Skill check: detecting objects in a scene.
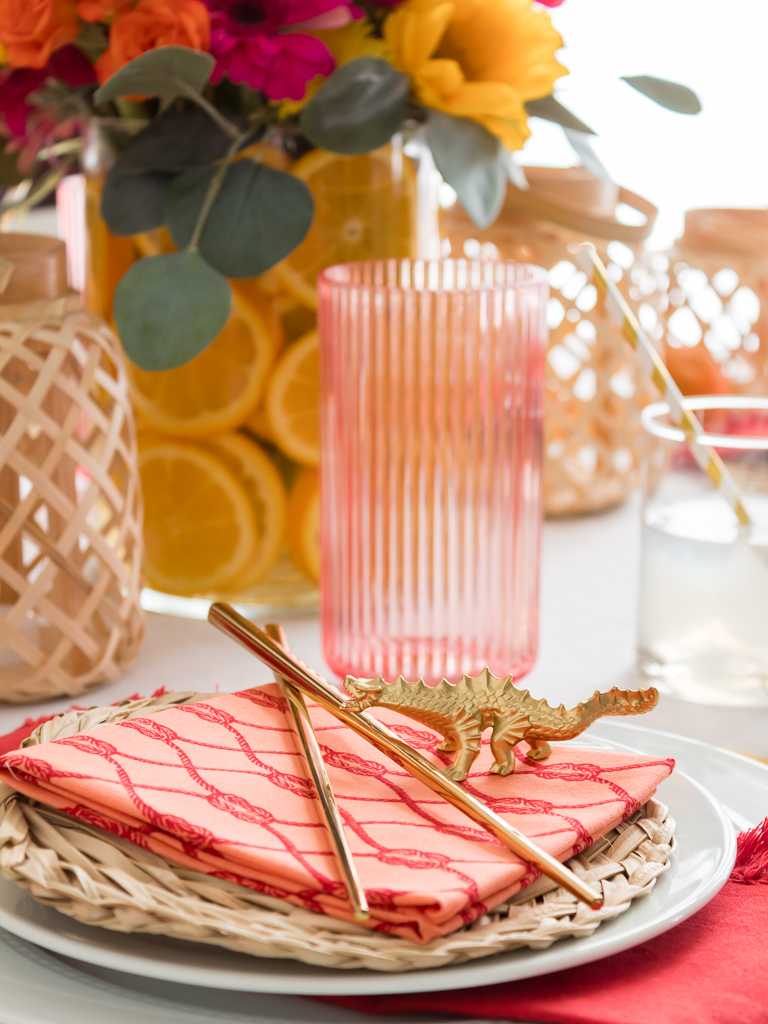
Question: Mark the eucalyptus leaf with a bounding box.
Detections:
[101,165,175,235]
[426,112,506,229]
[562,129,611,181]
[94,46,215,104]
[621,76,702,115]
[114,251,231,370]
[115,107,237,171]
[300,57,409,154]
[525,95,596,135]
[166,161,314,278]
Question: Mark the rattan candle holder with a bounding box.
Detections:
[440,168,667,516]
[0,234,144,703]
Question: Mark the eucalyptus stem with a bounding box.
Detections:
[188,133,245,251]
[0,156,76,220]
[179,82,241,140]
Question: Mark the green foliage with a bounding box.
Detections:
[300,57,409,154]
[525,95,596,135]
[94,46,215,104]
[621,76,702,115]
[115,107,236,171]
[166,160,314,279]
[114,252,231,371]
[101,166,175,235]
[426,112,506,229]
[0,141,25,189]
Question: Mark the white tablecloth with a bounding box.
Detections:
[3,493,768,757]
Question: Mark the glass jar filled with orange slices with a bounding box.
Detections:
[82,140,419,612]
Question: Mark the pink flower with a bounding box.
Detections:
[203,0,361,101]
[0,44,95,137]
[536,0,567,5]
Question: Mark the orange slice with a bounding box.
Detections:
[286,468,320,583]
[127,287,280,438]
[139,439,257,595]
[265,330,319,466]
[204,432,286,588]
[275,145,418,309]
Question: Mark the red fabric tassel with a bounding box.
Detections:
[732,817,768,883]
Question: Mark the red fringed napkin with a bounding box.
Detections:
[322,822,768,1024]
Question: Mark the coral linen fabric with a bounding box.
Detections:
[0,686,673,943]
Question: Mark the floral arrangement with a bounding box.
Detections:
[0,0,700,371]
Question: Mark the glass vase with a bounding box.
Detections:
[319,259,547,685]
[73,140,422,616]
[638,395,768,706]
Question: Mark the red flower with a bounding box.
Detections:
[203,0,360,101]
[0,45,95,137]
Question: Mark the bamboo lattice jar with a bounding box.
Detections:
[440,168,665,515]
[0,234,144,703]
[662,210,768,396]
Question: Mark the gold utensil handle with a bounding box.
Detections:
[264,623,370,923]
[209,603,604,910]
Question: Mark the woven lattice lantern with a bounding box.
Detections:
[0,235,144,703]
[662,210,768,396]
[440,168,666,515]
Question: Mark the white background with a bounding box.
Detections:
[524,0,768,250]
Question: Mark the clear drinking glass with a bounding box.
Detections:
[638,396,768,706]
[318,259,548,685]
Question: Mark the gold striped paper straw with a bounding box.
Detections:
[577,243,751,527]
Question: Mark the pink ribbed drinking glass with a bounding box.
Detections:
[318,259,547,685]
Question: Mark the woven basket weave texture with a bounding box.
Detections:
[0,308,144,703]
[0,693,675,971]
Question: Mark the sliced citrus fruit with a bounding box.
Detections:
[203,432,286,588]
[132,226,176,259]
[242,404,274,444]
[266,330,320,466]
[286,468,320,583]
[276,294,317,344]
[275,145,418,309]
[127,288,280,438]
[139,439,257,595]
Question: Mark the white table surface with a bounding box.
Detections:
[2,491,767,756]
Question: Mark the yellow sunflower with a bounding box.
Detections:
[384,0,567,150]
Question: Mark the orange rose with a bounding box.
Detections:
[95,0,210,84]
[0,0,79,68]
[77,0,130,21]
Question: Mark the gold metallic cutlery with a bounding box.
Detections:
[209,602,604,910]
[264,622,370,923]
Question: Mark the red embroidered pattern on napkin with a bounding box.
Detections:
[0,686,673,942]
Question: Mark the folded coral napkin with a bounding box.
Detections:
[0,686,673,943]
[323,823,768,1024]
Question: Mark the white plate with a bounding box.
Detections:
[0,929,487,1024]
[0,727,736,997]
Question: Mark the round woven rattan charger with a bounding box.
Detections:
[0,692,675,972]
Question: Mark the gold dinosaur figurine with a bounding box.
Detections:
[342,670,659,782]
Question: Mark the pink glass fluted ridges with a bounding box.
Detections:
[318,259,548,686]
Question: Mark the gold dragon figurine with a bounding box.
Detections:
[342,670,659,782]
